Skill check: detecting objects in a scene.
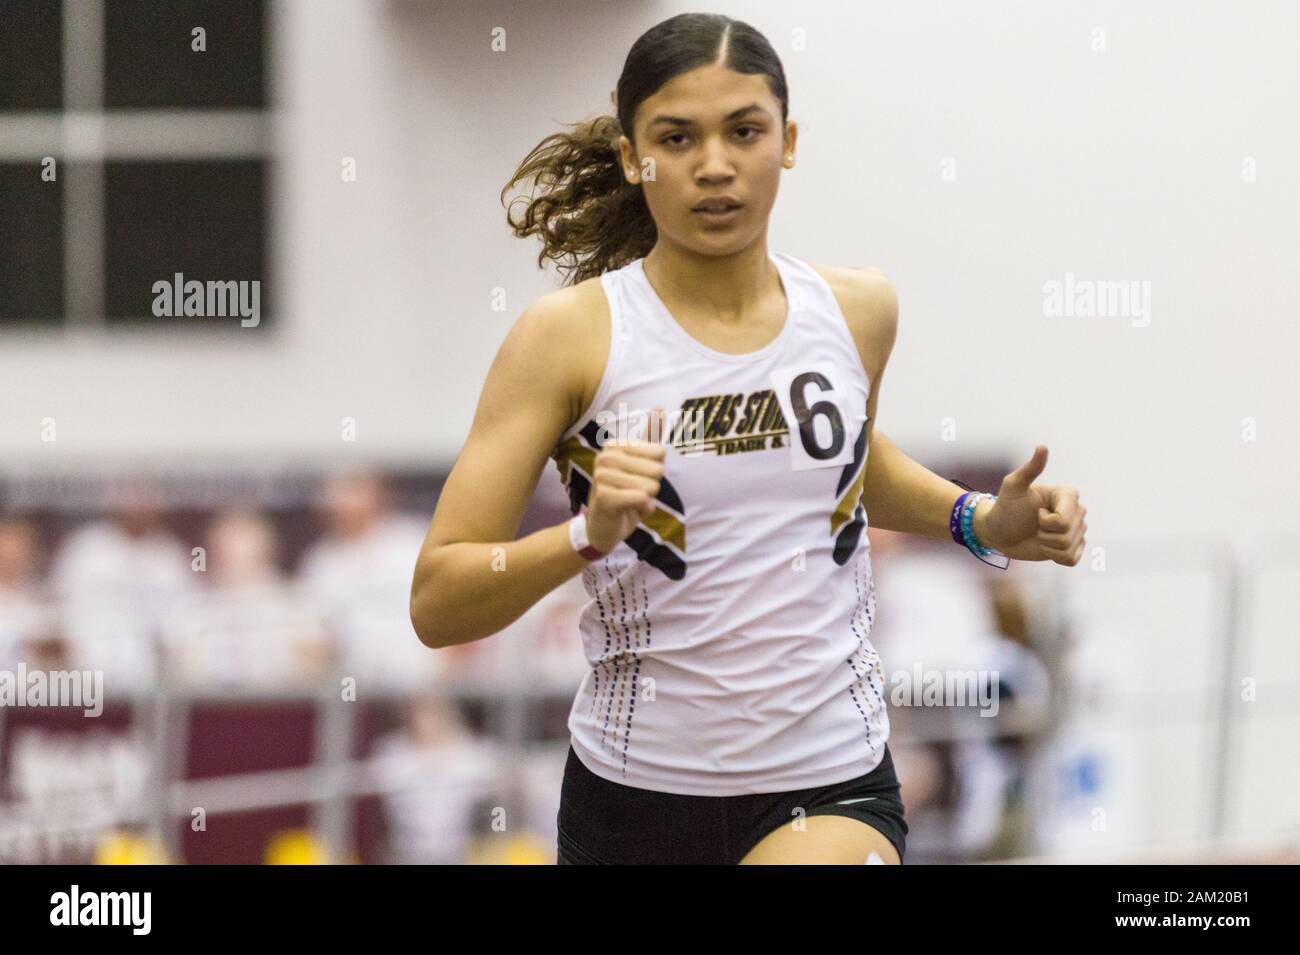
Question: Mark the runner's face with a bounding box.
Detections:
[620,64,795,254]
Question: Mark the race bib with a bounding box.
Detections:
[769,363,864,470]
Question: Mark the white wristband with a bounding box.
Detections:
[568,513,607,560]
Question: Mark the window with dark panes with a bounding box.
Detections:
[0,2,63,110]
[0,162,64,323]
[0,0,270,330]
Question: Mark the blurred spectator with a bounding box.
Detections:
[162,506,332,688]
[297,471,443,689]
[0,514,40,593]
[207,506,283,590]
[1032,617,1145,857]
[866,527,1050,860]
[370,692,506,863]
[49,479,195,612]
[0,514,47,668]
[47,480,196,691]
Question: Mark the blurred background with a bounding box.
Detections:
[0,0,1296,864]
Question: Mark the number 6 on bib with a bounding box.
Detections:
[769,363,862,471]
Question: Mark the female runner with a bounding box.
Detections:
[410,12,1087,865]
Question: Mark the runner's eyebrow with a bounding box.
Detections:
[648,103,768,130]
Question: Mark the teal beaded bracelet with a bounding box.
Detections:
[949,482,1011,569]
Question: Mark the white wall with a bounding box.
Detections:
[2,0,1297,554]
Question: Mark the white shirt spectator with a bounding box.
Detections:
[0,591,49,670]
[297,513,437,689]
[370,731,504,864]
[49,521,198,691]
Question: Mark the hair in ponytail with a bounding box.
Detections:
[500,114,652,287]
[501,13,789,287]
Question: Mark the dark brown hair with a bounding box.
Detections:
[500,13,789,286]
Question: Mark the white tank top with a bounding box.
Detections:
[550,250,889,796]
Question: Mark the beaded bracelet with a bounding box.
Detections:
[948,480,1011,569]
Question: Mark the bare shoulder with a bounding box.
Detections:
[516,273,610,433]
[806,263,898,375]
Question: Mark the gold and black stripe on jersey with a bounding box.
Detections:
[830,413,871,565]
[552,419,688,580]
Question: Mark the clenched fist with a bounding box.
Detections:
[586,406,667,554]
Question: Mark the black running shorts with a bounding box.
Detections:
[556,743,908,864]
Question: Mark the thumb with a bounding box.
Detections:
[1003,444,1048,491]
